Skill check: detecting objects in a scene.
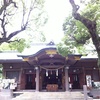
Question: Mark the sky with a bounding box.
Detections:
[14,0,71,44]
[14,0,81,44]
[43,0,84,43]
[43,0,72,43]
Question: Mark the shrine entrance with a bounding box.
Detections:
[42,71,62,90]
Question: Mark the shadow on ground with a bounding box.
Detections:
[88,89,100,99]
[13,93,23,98]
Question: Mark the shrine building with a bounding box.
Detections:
[0,41,99,91]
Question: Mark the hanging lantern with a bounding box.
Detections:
[56,69,58,76]
[46,70,48,76]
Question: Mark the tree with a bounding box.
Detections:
[63,15,90,45]
[62,15,94,55]
[0,38,30,52]
[9,38,30,52]
[57,42,74,57]
[0,0,46,44]
[67,0,100,66]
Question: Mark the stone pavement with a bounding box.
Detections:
[11,90,93,100]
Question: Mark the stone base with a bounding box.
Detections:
[0,89,13,100]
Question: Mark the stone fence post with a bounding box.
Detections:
[83,85,88,100]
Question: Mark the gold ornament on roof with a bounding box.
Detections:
[23,57,29,61]
[45,50,57,55]
[74,56,81,60]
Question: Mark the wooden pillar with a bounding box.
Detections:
[65,66,69,91]
[83,67,86,85]
[35,67,39,91]
[19,68,26,90]
[19,68,23,90]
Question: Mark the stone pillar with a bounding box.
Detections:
[0,89,13,100]
[35,67,39,91]
[65,66,69,91]
[83,85,88,100]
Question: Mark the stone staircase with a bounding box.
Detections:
[12,91,93,100]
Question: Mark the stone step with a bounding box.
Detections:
[12,91,93,100]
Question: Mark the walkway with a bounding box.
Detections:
[11,90,93,100]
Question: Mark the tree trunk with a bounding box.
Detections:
[69,0,100,68]
[69,0,100,66]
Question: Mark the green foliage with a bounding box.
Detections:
[39,32,46,42]
[0,38,29,52]
[63,15,90,46]
[57,42,74,57]
[81,0,100,35]
[27,31,46,43]
[9,38,29,52]
[81,0,100,21]
[76,46,87,54]
[61,0,100,55]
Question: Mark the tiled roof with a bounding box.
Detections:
[0,41,56,60]
[0,41,98,61]
[0,52,22,60]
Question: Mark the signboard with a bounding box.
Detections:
[86,75,92,87]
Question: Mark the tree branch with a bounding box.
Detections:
[7,39,20,43]
[0,0,43,44]
[0,0,17,15]
[69,0,100,50]
[69,0,94,29]
[7,27,26,40]
[0,11,7,38]
[21,0,36,29]
[0,27,26,44]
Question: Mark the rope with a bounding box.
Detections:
[40,66,64,70]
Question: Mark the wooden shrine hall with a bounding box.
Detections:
[0,41,99,91]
